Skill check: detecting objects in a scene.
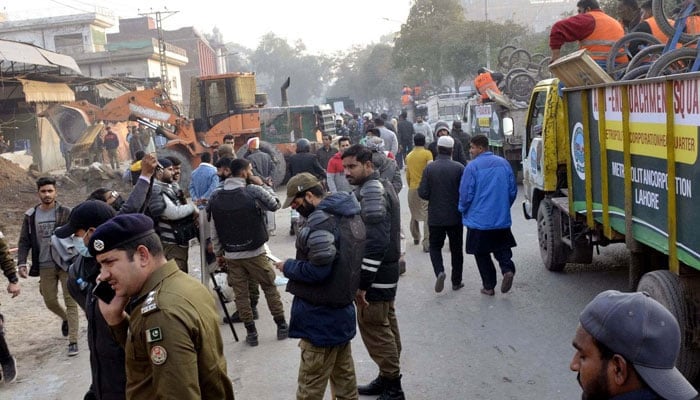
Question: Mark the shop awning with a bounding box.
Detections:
[18,79,75,103]
[0,40,82,75]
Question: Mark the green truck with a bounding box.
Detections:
[522,76,700,381]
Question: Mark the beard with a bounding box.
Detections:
[219,173,230,182]
[296,199,316,218]
[577,366,611,400]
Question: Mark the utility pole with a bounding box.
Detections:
[139,9,178,95]
[485,0,491,69]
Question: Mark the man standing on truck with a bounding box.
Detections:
[617,0,641,32]
[571,290,698,400]
[458,135,517,296]
[474,68,504,103]
[549,0,625,68]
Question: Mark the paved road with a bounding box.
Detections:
[1,184,631,399]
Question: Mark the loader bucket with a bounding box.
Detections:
[42,104,92,146]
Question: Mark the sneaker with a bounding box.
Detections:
[68,343,79,357]
[480,288,495,296]
[435,272,446,293]
[501,271,515,293]
[0,356,17,383]
[452,283,465,291]
[61,320,69,337]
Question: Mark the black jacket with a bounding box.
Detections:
[428,138,468,166]
[354,173,401,302]
[418,154,465,227]
[396,119,415,148]
[285,152,326,182]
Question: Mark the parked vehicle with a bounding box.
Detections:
[521,76,700,381]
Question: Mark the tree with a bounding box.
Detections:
[249,33,331,106]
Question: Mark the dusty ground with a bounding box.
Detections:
[0,156,128,388]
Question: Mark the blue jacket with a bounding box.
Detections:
[284,192,359,347]
[188,163,218,204]
[458,151,516,230]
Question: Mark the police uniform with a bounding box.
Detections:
[89,214,234,400]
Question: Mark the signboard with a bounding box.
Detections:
[567,80,700,269]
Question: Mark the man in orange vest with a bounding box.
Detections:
[474,68,504,103]
[549,0,625,68]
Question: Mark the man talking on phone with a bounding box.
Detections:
[91,214,234,399]
[53,153,158,400]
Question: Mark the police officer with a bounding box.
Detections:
[0,234,20,383]
[342,145,405,400]
[90,214,234,399]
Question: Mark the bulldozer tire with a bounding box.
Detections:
[157,148,193,196]
[236,140,287,188]
[637,270,700,382]
[537,199,567,272]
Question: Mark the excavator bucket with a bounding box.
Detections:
[41,104,93,146]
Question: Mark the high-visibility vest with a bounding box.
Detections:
[579,10,626,63]
[474,72,501,101]
[645,17,670,44]
[401,94,412,105]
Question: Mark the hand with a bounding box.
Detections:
[7,282,20,298]
[248,175,264,186]
[355,289,369,309]
[140,153,158,178]
[97,290,129,327]
[18,265,28,279]
[264,177,273,187]
[274,261,285,273]
[216,256,226,267]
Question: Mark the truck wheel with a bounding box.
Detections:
[646,47,699,77]
[637,270,700,382]
[537,199,567,271]
[236,140,287,188]
[606,32,660,78]
[157,148,193,197]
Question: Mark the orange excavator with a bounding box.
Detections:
[42,73,288,189]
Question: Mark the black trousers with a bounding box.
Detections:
[428,224,464,286]
[473,249,516,290]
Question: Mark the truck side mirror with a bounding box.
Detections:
[503,117,514,136]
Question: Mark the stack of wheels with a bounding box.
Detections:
[235,139,287,188]
[498,45,517,69]
[606,32,661,79]
[621,43,665,80]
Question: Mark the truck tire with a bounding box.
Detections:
[157,147,193,197]
[621,64,651,80]
[508,73,536,102]
[637,270,700,382]
[537,199,567,271]
[498,45,517,68]
[508,49,532,69]
[236,140,287,188]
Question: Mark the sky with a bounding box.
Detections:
[2,0,413,55]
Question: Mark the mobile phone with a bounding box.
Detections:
[268,254,282,263]
[93,280,116,304]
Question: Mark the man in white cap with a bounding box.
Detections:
[571,290,698,400]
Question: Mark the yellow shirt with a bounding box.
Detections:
[405,147,433,189]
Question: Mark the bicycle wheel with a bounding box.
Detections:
[646,47,700,76]
[622,64,652,80]
[508,49,532,69]
[625,44,666,73]
[538,57,553,80]
[653,0,700,44]
[505,68,529,88]
[508,73,536,102]
[498,45,517,68]
[606,32,661,78]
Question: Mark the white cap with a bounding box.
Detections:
[437,136,454,149]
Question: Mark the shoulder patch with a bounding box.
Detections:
[150,345,167,365]
[146,327,163,343]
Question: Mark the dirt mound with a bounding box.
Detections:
[0,156,35,192]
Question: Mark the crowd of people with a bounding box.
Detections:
[0,103,696,400]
